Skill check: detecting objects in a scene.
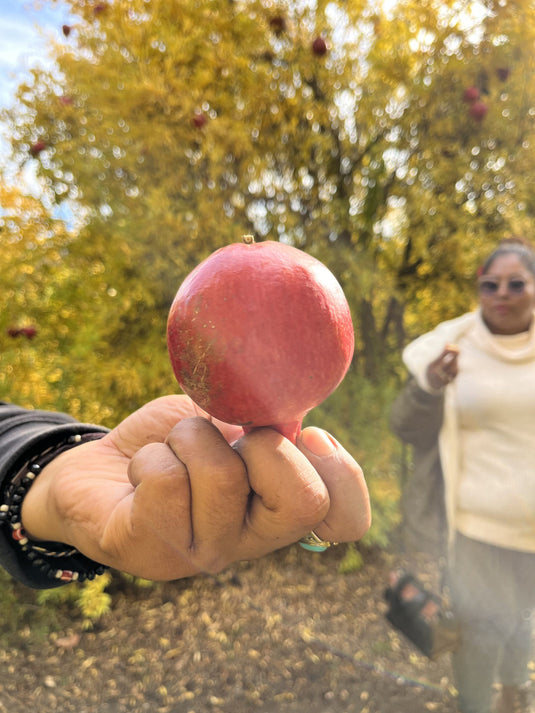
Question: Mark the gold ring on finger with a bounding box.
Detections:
[299,530,338,552]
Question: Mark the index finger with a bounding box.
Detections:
[107,395,244,458]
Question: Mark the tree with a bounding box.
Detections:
[2,0,535,546]
[0,183,69,409]
[6,0,535,393]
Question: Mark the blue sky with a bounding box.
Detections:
[0,1,72,110]
[0,1,75,188]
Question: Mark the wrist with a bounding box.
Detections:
[2,433,108,584]
[20,468,63,545]
[426,375,446,392]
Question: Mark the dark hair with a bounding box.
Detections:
[481,237,535,276]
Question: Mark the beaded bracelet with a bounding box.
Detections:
[0,433,109,583]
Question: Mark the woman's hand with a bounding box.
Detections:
[426,344,460,390]
[21,396,370,581]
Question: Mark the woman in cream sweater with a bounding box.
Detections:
[391,239,535,713]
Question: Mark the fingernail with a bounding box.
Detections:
[299,427,336,456]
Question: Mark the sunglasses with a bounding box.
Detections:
[478,278,527,295]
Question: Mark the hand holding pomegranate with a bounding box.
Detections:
[21,395,370,581]
[165,237,368,555]
[19,239,370,581]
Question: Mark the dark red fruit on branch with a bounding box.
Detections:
[269,15,286,34]
[463,86,480,103]
[469,100,488,121]
[192,113,207,128]
[20,326,37,339]
[29,141,46,156]
[312,37,327,56]
[496,67,510,82]
[167,238,354,442]
[7,326,38,339]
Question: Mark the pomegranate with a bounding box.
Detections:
[167,237,354,442]
[469,100,488,121]
[269,15,286,34]
[312,37,328,56]
[29,141,46,157]
[462,86,480,103]
[192,112,207,129]
[496,67,510,82]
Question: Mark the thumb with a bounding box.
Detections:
[296,427,371,543]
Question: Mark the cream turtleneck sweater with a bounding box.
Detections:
[403,310,535,553]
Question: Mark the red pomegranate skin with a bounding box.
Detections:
[167,240,354,441]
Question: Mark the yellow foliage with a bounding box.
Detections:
[1,1,535,552]
[77,572,113,625]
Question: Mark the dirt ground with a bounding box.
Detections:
[0,545,531,713]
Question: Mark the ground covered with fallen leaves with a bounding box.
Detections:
[0,546,532,713]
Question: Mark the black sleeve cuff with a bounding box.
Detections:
[0,402,109,589]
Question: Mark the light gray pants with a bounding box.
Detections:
[448,533,535,713]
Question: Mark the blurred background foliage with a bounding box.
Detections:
[1,0,535,599]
